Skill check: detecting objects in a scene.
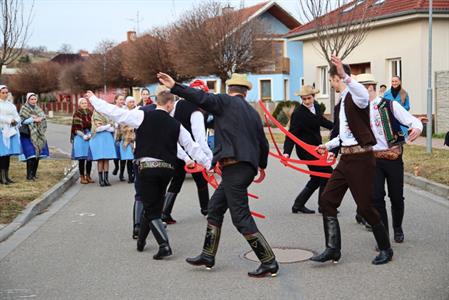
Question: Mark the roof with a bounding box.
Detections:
[51,53,87,64]
[230,1,301,30]
[288,0,449,37]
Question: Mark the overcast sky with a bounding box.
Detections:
[24,0,303,52]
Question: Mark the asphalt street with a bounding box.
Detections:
[0,124,448,300]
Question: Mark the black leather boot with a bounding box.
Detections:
[292,187,315,214]
[186,223,221,269]
[4,157,14,183]
[32,158,39,179]
[310,216,341,263]
[133,200,143,240]
[103,171,111,186]
[0,169,9,185]
[245,232,278,277]
[112,159,119,175]
[392,205,404,243]
[26,159,35,180]
[372,223,393,265]
[197,187,209,216]
[98,172,105,187]
[119,161,126,181]
[149,219,172,260]
[161,192,178,224]
[137,213,151,252]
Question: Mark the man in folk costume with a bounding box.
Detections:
[283,85,334,214]
[0,85,21,184]
[311,56,393,265]
[158,72,279,278]
[86,90,211,260]
[162,79,213,224]
[357,73,422,244]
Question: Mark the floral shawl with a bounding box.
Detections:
[19,102,47,155]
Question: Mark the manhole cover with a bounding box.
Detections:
[243,247,314,264]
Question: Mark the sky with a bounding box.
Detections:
[23,0,304,52]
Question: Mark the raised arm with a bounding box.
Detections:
[158,72,226,115]
[87,92,144,129]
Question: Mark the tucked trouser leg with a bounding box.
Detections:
[193,172,209,215]
[386,157,405,242]
[373,159,389,236]
[133,162,142,239]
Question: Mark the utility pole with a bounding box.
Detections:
[426,0,433,153]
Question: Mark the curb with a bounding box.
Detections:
[404,172,449,200]
[0,164,79,243]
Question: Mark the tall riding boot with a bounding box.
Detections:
[137,213,151,251]
[245,232,279,278]
[119,161,126,181]
[98,172,105,187]
[103,171,111,186]
[0,169,9,185]
[372,223,393,265]
[112,159,119,175]
[5,157,14,183]
[26,159,35,180]
[133,200,144,239]
[186,223,221,269]
[391,206,404,243]
[161,192,178,224]
[32,158,40,179]
[149,218,172,260]
[310,216,342,263]
[197,187,209,216]
[292,186,316,214]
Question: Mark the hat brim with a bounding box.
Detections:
[295,89,320,97]
[226,80,252,90]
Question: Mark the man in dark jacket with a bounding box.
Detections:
[158,72,279,278]
[283,85,333,214]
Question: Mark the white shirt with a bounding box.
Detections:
[0,99,20,129]
[325,75,370,150]
[170,100,214,163]
[370,96,422,151]
[305,105,316,115]
[88,95,211,169]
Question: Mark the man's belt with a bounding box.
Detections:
[340,145,373,155]
[374,146,402,160]
[219,158,239,168]
[139,161,174,171]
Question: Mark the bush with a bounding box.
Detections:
[272,100,299,121]
[318,102,326,114]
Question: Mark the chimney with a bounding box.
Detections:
[79,50,89,57]
[127,31,137,42]
[222,4,234,14]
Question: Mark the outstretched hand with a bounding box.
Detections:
[157,72,175,89]
[331,55,346,78]
[85,90,94,99]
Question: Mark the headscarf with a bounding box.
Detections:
[71,99,92,141]
[19,93,47,155]
[125,96,135,105]
[91,110,113,136]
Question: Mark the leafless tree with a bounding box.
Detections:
[8,61,60,95]
[299,0,378,117]
[170,1,273,92]
[59,61,98,94]
[58,43,73,54]
[0,0,34,76]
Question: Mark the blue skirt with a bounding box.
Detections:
[119,141,134,160]
[88,131,117,161]
[20,136,49,159]
[0,131,21,157]
[72,135,91,160]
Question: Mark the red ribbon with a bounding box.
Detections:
[259,100,335,178]
[184,164,266,219]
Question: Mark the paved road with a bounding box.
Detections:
[1,124,448,300]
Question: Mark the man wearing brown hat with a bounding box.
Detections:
[157,72,278,278]
[283,85,334,214]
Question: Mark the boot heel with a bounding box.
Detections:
[270,272,278,277]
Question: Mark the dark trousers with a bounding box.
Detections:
[320,151,380,226]
[133,162,141,201]
[207,162,258,235]
[373,157,405,233]
[139,167,174,221]
[305,165,333,197]
[167,159,208,193]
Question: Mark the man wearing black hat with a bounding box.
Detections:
[157,72,279,278]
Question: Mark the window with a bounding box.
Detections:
[388,58,402,79]
[206,80,217,93]
[283,79,289,100]
[349,62,371,75]
[259,79,272,101]
[318,66,329,96]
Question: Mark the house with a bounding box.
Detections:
[148,1,302,102]
[286,0,449,132]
